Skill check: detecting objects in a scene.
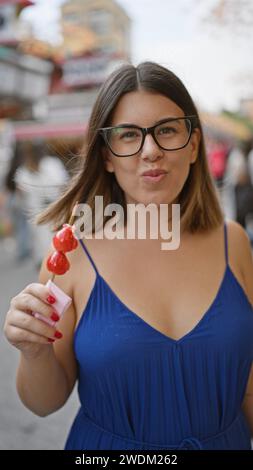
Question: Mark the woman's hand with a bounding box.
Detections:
[3,283,63,359]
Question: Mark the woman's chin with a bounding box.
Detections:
[126,195,175,207]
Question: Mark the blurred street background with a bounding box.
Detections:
[1,0,253,450]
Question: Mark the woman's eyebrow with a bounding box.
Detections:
[113,117,181,128]
[154,116,181,125]
[112,122,139,127]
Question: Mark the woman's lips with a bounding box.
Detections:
[141,170,167,183]
[142,174,166,182]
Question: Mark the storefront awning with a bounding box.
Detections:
[200,111,252,141]
[13,121,87,140]
[1,1,34,5]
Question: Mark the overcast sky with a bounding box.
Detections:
[22,0,252,113]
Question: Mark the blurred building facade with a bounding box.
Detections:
[0,0,132,242]
[0,1,251,157]
[0,0,53,121]
[61,0,131,59]
[8,0,131,144]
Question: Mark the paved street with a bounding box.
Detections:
[0,238,79,450]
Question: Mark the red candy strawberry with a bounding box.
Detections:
[53,224,78,253]
[46,216,79,278]
[47,251,70,275]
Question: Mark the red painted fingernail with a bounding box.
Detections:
[47,295,56,304]
[54,330,63,339]
[47,338,55,343]
[50,312,60,322]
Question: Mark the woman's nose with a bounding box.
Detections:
[140,134,163,161]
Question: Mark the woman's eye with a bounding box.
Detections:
[158,126,176,135]
[120,131,138,139]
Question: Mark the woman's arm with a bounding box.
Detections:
[15,249,78,417]
[17,337,74,417]
[228,220,253,436]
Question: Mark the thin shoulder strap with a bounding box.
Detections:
[224,221,229,266]
[79,239,99,276]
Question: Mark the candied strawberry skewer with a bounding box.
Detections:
[33,211,78,327]
[47,222,78,280]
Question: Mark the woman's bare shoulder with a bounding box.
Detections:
[226,219,253,306]
[226,218,251,241]
[226,218,252,265]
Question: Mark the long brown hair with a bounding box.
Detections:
[36,61,223,232]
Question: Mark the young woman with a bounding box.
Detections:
[4,62,253,450]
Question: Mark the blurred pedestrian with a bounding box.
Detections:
[247,138,253,186]
[234,166,253,228]
[222,143,247,220]
[208,137,228,189]
[14,142,69,269]
[4,143,32,261]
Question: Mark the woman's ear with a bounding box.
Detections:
[189,128,201,164]
[102,147,114,173]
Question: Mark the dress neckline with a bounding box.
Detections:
[97,265,228,344]
[75,263,253,345]
[75,224,253,344]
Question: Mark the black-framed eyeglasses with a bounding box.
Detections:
[98,115,199,157]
